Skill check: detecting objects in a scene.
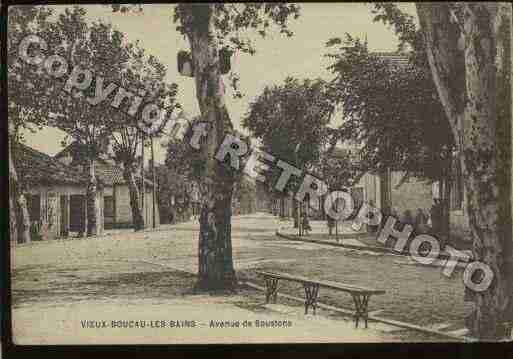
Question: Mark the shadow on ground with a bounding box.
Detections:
[12,263,198,308]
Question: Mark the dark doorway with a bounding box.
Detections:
[26,194,41,222]
[69,195,85,233]
[60,195,69,237]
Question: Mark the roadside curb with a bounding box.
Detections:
[275,229,472,263]
[275,229,401,255]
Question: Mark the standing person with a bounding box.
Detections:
[430,198,441,237]
[327,216,335,236]
[302,211,311,235]
[379,205,391,231]
[402,209,414,226]
[415,208,428,234]
[169,209,175,224]
[367,200,379,233]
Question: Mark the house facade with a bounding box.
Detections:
[354,160,471,241]
[55,142,159,230]
[14,143,104,240]
[93,161,159,229]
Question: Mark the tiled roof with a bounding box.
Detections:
[54,141,110,164]
[13,143,88,186]
[55,142,154,187]
[95,162,125,185]
[94,162,154,187]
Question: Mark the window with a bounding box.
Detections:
[26,194,41,222]
[104,196,114,218]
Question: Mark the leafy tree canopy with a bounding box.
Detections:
[17,6,179,160]
[8,6,55,140]
[243,77,335,194]
[113,4,300,98]
[325,33,453,183]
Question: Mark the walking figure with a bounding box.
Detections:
[327,216,335,236]
[302,212,311,235]
[415,208,428,234]
[430,198,442,236]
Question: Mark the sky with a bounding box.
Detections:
[19,3,418,165]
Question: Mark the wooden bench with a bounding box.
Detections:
[256,271,385,329]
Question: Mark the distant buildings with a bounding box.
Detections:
[12,142,159,242]
[55,142,159,230]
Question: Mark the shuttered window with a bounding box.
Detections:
[104,196,114,218]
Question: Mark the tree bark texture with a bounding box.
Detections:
[184,5,236,291]
[417,3,512,340]
[10,141,30,244]
[123,164,145,231]
[84,158,100,236]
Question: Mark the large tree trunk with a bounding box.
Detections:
[185,5,236,291]
[417,3,512,340]
[84,158,100,236]
[10,141,30,244]
[9,187,18,246]
[16,192,31,244]
[123,164,145,231]
[9,142,18,244]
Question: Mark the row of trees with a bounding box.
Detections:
[241,3,512,340]
[8,6,179,243]
[242,35,453,229]
[243,77,337,225]
[8,3,511,340]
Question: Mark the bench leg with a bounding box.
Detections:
[303,283,320,315]
[352,294,370,328]
[264,278,279,304]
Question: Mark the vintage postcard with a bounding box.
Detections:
[6,2,513,346]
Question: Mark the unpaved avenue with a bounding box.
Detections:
[11,213,468,343]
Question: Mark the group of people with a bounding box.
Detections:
[372,199,445,236]
[324,198,444,237]
[393,208,430,233]
[297,197,446,239]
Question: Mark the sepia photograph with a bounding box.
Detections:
[4,2,512,347]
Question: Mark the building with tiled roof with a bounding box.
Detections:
[54,142,159,229]
[13,143,88,187]
[12,143,104,240]
[94,161,126,186]
[54,142,155,187]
